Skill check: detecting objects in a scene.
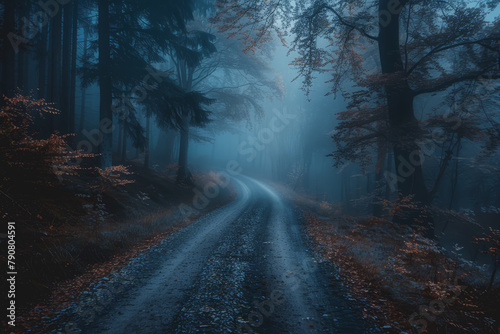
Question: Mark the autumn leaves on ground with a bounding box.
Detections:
[285,191,500,333]
[0,95,235,331]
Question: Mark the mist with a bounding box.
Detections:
[1,0,499,333]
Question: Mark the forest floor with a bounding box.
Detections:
[2,171,498,333]
[270,181,500,333]
[13,175,382,334]
[0,162,235,332]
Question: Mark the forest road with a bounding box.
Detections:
[73,175,379,334]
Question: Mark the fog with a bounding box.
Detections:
[2,0,499,332]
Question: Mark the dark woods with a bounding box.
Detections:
[1,0,500,333]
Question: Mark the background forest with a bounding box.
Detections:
[1,0,500,333]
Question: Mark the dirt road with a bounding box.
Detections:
[64,176,379,333]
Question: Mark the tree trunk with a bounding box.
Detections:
[177,109,191,183]
[385,147,393,199]
[2,0,16,97]
[449,140,461,210]
[18,46,25,93]
[145,113,150,168]
[176,59,193,183]
[61,2,74,133]
[37,24,48,99]
[378,0,433,236]
[161,129,177,165]
[373,139,387,217]
[49,12,62,106]
[16,0,33,94]
[49,10,63,132]
[69,0,79,135]
[98,0,113,168]
[21,2,31,93]
[121,121,128,161]
[79,24,89,132]
[378,0,428,202]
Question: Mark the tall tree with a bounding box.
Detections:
[79,21,90,132]
[81,0,200,168]
[69,0,79,135]
[2,0,16,97]
[166,26,217,183]
[167,5,283,182]
[213,0,500,231]
[98,0,113,168]
[48,5,62,110]
[37,23,49,99]
[61,1,74,133]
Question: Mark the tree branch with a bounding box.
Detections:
[407,37,500,76]
[412,69,500,97]
[316,4,379,41]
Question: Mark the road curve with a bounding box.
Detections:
[65,176,379,334]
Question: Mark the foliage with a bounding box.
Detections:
[474,227,500,291]
[0,94,78,190]
[79,0,211,150]
[94,165,135,193]
[212,0,500,206]
[305,210,499,333]
[211,0,291,54]
[143,78,214,130]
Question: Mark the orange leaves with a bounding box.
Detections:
[211,0,282,54]
[474,227,500,256]
[94,165,135,193]
[0,93,73,187]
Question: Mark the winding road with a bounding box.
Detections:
[68,176,379,334]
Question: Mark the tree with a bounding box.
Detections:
[167,27,217,183]
[97,0,113,168]
[141,72,213,176]
[79,0,198,167]
[475,227,500,291]
[0,94,74,192]
[1,0,17,97]
[213,0,500,231]
[61,1,75,134]
[167,3,284,182]
[48,3,62,114]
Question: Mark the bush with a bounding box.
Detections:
[0,94,75,193]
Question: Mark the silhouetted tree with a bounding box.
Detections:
[213,0,500,233]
